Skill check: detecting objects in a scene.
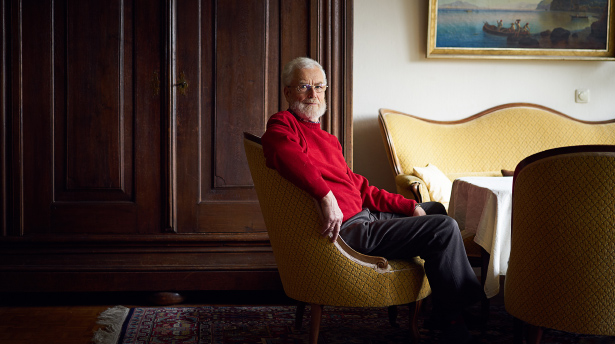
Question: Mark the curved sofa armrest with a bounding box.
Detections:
[394,174,429,203]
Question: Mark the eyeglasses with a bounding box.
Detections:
[292,84,328,93]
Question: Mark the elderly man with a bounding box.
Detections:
[262,57,483,343]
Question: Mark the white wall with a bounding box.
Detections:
[353,0,615,192]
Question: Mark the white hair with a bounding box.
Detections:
[281,57,327,87]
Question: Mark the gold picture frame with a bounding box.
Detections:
[427,0,614,60]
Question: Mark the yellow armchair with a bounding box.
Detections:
[506,145,615,343]
[243,133,431,344]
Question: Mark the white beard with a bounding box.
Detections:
[290,99,327,122]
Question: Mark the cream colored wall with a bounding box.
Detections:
[353,0,615,192]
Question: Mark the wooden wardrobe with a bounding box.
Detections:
[0,0,353,295]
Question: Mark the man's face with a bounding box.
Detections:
[284,67,327,122]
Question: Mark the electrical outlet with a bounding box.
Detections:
[575,89,590,103]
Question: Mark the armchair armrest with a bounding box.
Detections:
[311,199,390,273]
[394,174,429,203]
[335,237,390,272]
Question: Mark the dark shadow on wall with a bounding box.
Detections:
[352,117,397,193]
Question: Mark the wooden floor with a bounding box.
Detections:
[0,304,109,344]
[0,291,294,344]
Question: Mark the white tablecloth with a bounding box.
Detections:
[448,176,513,298]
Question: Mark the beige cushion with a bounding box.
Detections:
[413,164,452,208]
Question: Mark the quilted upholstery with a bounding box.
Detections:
[505,145,615,336]
[379,104,615,203]
[243,137,431,308]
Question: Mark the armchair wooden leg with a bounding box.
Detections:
[527,324,543,344]
[480,296,490,329]
[295,301,306,330]
[513,317,524,344]
[513,317,542,344]
[480,247,490,327]
[309,304,323,344]
[409,300,422,343]
[388,305,399,327]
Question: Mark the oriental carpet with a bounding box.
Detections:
[92,303,615,344]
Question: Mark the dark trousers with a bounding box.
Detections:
[339,202,483,318]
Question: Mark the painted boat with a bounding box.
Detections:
[482,22,530,37]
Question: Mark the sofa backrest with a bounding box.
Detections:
[379,103,615,181]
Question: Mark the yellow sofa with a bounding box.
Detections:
[379,103,615,206]
[379,103,615,262]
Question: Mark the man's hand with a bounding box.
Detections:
[317,191,344,242]
[413,204,427,217]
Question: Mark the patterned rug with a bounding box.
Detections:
[92,303,615,344]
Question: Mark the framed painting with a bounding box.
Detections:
[427,0,614,59]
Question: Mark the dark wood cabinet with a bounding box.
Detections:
[0,0,353,293]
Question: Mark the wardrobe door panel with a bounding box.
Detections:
[174,0,280,234]
[17,0,162,235]
[173,0,352,235]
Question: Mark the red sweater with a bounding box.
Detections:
[261,111,417,222]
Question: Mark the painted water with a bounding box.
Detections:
[436,9,605,49]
